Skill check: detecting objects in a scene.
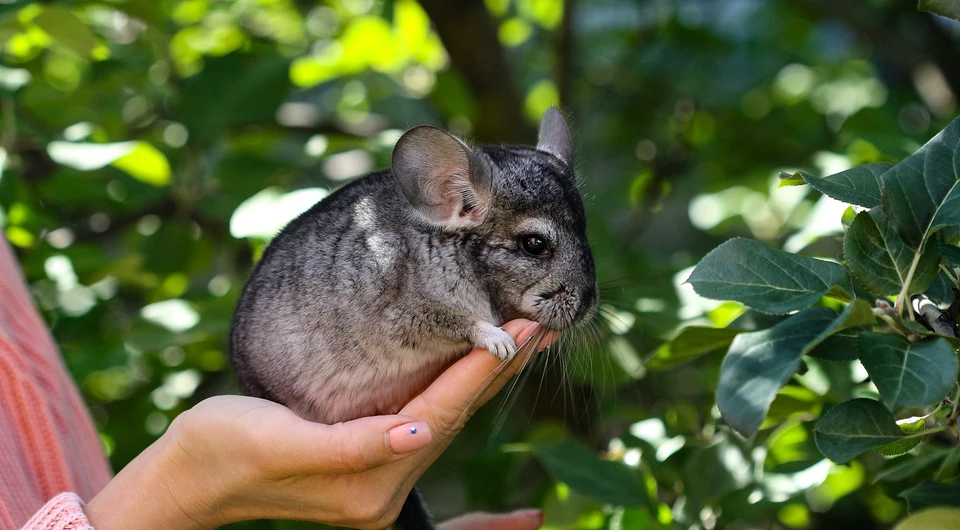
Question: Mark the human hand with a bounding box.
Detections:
[438,509,545,530]
[85,319,555,530]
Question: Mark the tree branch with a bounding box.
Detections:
[418,0,532,143]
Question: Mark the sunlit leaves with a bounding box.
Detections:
[881,116,960,250]
[843,210,940,296]
[859,333,958,409]
[688,238,851,314]
[525,79,559,123]
[290,1,446,88]
[112,143,173,187]
[47,141,171,186]
[813,399,905,464]
[229,187,329,241]
[32,6,96,57]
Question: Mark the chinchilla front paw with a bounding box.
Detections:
[472,322,517,361]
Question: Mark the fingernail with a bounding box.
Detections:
[519,321,540,342]
[514,509,544,525]
[387,422,431,454]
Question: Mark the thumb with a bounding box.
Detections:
[278,415,433,475]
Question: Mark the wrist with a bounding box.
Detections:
[86,424,228,530]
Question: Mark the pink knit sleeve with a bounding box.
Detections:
[18,493,95,530]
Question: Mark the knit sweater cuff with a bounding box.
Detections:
[19,492,95,530]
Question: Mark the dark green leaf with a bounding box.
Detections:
[875,447,955,483]
[717,304,871,437]
[881,116,960,250]
[900,481,960,511]
[33,7,97,57]
[807,329,860,361]
[919,0,960,21]
[784,163,888,208]
[534,442,647,507]
[688,238,851,315]
[813,398,904,463]
[646,326,741,370]
[942,244,960,268]
[859,333,958,409]
[844,210,941,296]
[936,448,960,482]
[927,268,960,307]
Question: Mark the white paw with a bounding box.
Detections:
[472,322,517,361]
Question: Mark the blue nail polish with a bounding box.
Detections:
[410,426,418,434]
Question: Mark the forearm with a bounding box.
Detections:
[84,433,223,530]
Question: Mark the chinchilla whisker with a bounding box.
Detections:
[487,326,551,443]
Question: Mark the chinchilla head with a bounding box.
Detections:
[391,108,597,330]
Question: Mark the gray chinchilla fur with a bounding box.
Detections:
[230,108,597,530]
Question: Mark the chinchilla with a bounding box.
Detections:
[230,108,598,530]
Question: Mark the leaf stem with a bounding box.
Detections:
[950,384,960,424]
[904,424,951,439]
[895,250,923,318]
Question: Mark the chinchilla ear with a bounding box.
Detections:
[391,125,492,230]
[537,108,574,166]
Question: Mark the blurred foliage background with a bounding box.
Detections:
[2,0,959,528]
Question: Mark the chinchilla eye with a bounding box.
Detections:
[519,234,549,256]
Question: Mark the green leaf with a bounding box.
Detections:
[937,448,960,482]
[900,481,960,512]
[876,447,955,483]
[813,398,904,463]
[646,326,741,370]
[683,437,752,505]
[844,210,941,296]
[807,330,860,361]
[783,163,888,208]
[778,171,806,186]
[876,417,925,457]
[533,442,647,507]
[46,140,171,186]
[881,116,960,250]
[180,52,292,146]
[942,244,960,268]
[716,304,870,437]
[859,333,958,409]
[688,238,852,315]
[33,6,97,57]
[895,507,960,530]
[919,0,960,21]
[111,142,171,186]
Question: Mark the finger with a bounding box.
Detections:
[400,319,553,440]
[438,510,544,530]
[276,415,432,475]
